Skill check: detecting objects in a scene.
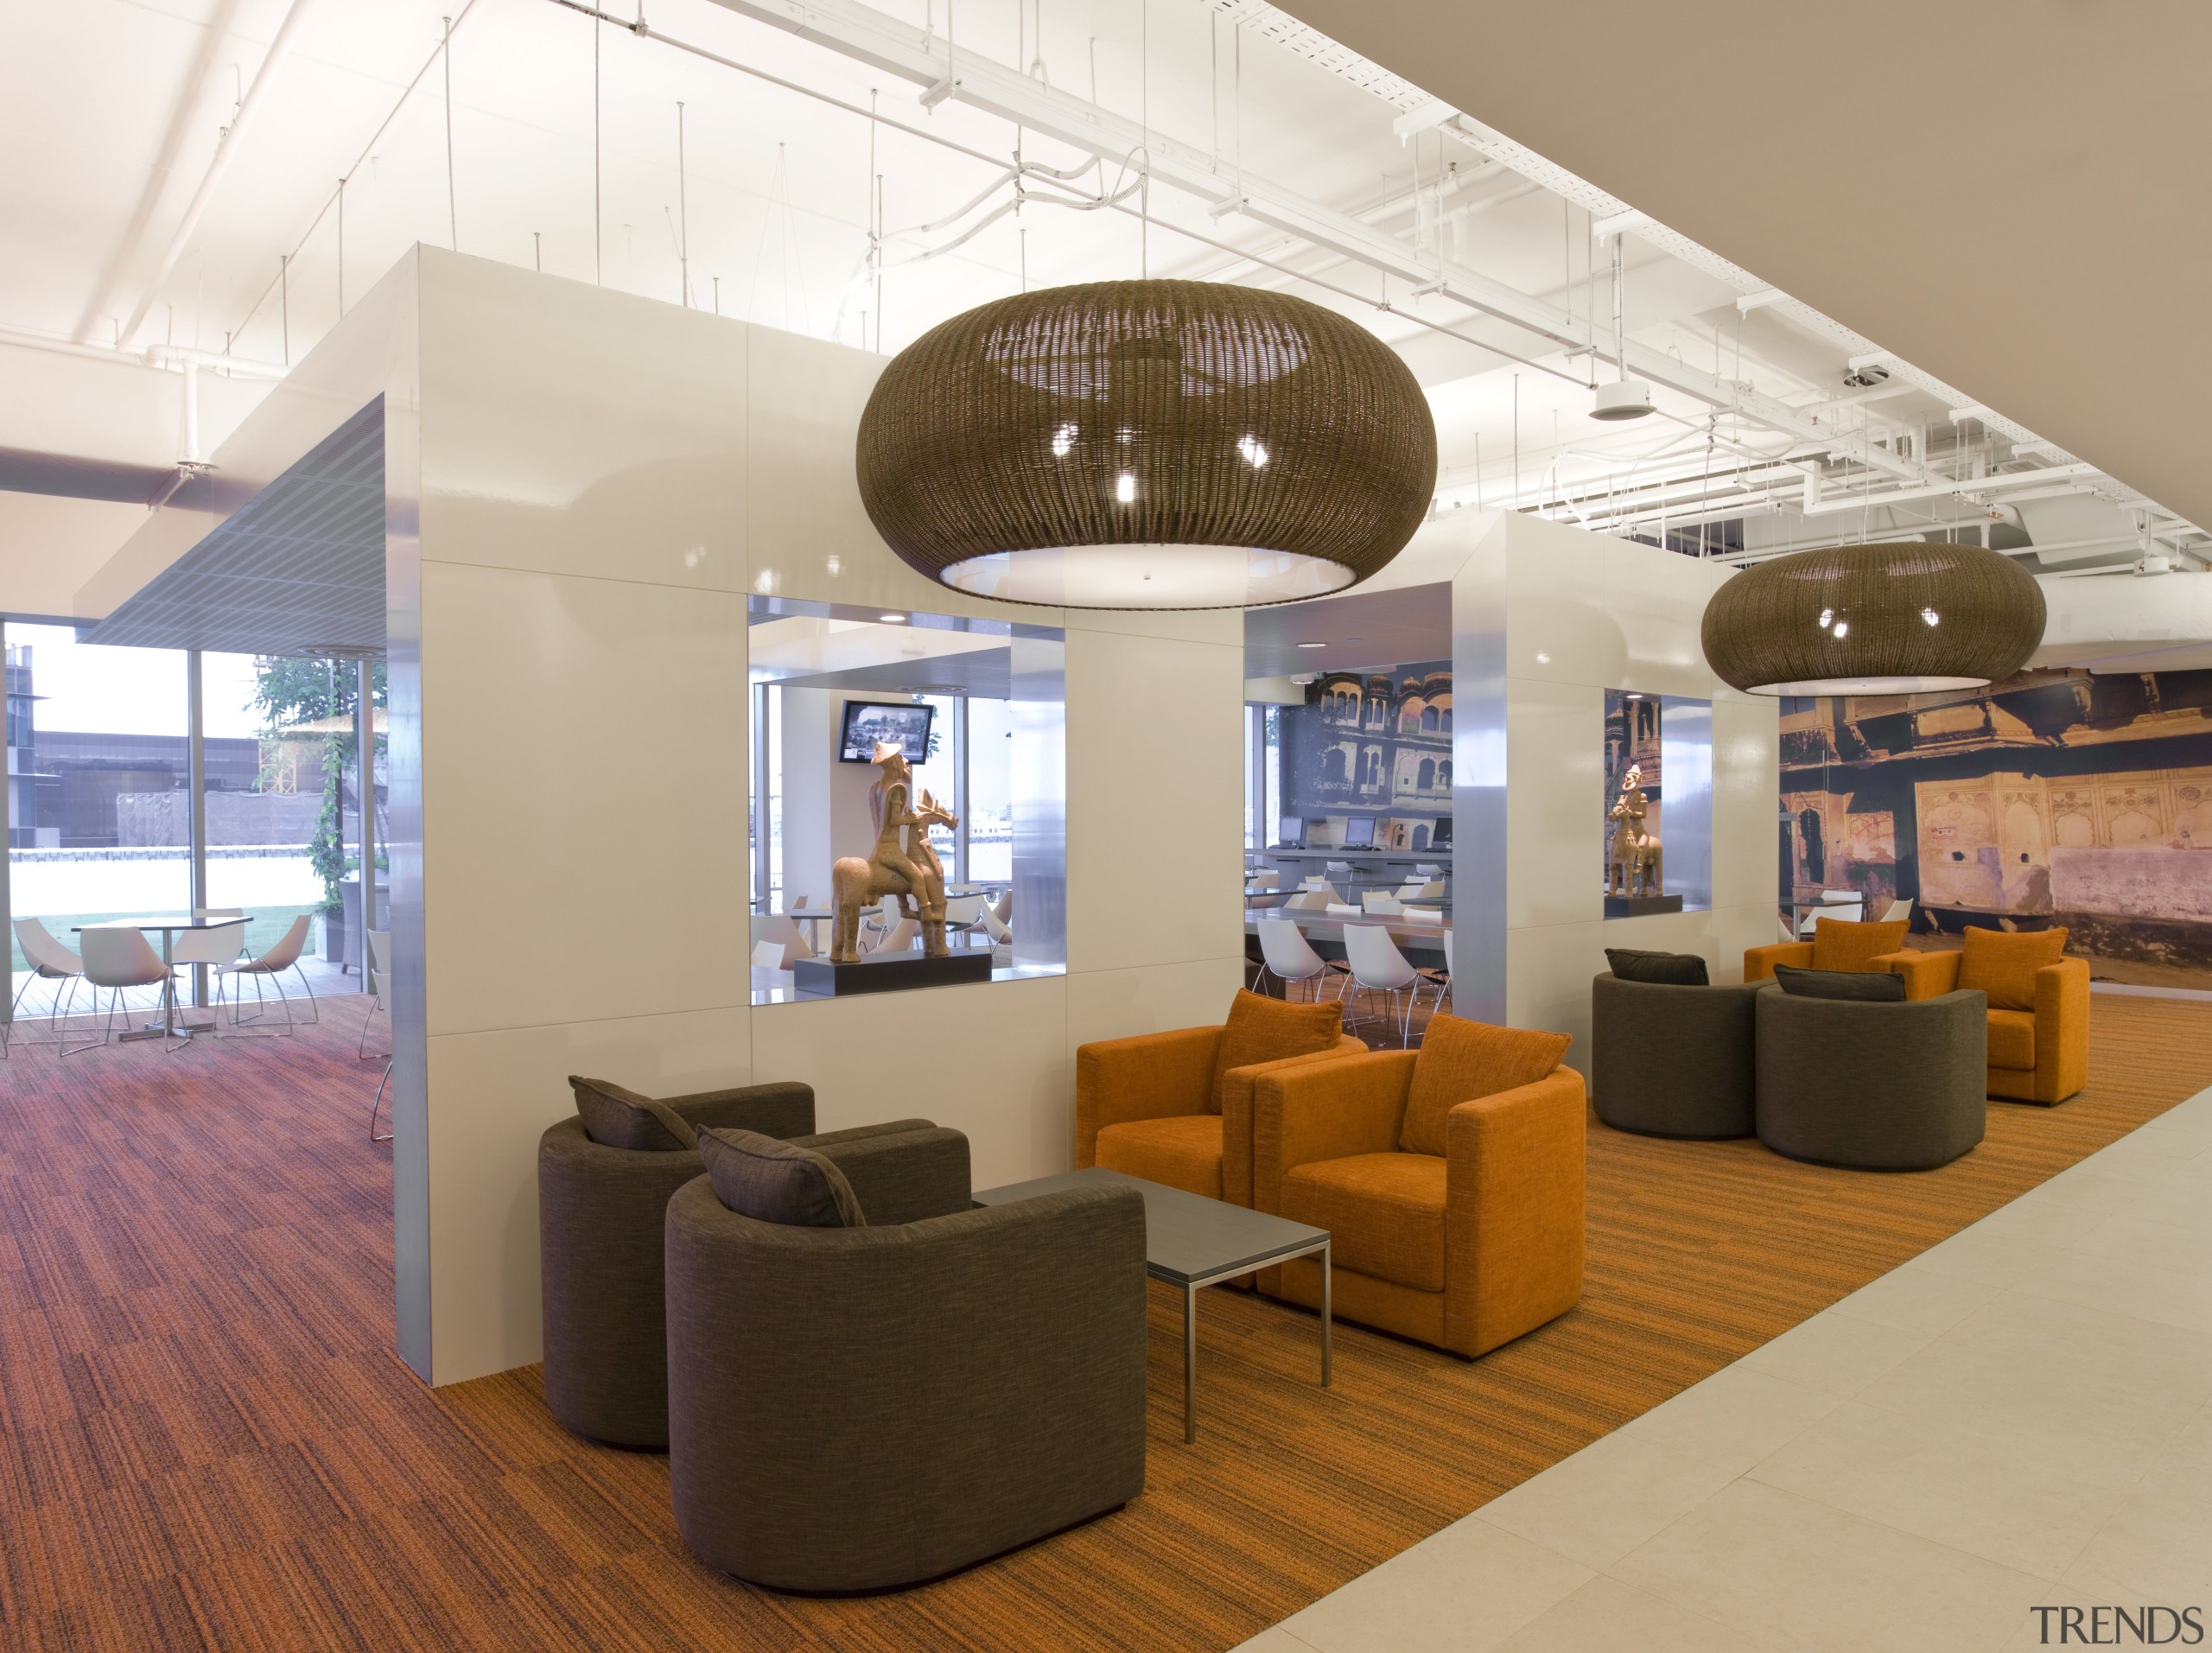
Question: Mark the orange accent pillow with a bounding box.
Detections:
[1400,1015,1571,1156]
[1957,925,2069,1012]
[1809,917,1908,973]
[1211,989,1344,1114]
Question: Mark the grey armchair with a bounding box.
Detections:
[664,1141,1147,1593]
[537,1078,821,1447]
[1591,973,1763,1138]
[1755,987,1989,1170]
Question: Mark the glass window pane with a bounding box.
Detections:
[908,696,958,866]
[7,626,189,976]
[967,697,1014,884]
[200,652,335,964]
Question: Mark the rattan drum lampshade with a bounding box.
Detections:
[855,280,1437,609]
[1700,540,2046,696]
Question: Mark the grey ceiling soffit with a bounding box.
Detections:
[79,397,386,656]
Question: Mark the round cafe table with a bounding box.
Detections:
[73,915,249,1041]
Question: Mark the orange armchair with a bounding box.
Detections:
[1745,915,1911,984]
[1886,938,2089,1105]
[1249,1022,1586,1359]
[1076,999,1363,1205]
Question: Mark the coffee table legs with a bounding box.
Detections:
[1320,1239,1332,1388]
[1183,1281,1198,1444]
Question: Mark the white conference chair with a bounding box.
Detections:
[753,912,816,963]
[981,906,1013,945]
[991,890,1013,925]
[1325,860,1353,882]
[1411,878,1446,900]
[1414,863,1443,879]
[1798,889,1863,937]
[1363,892,1405,915]
[10,918,86,1048]
[214,914,320,1033]
[944,893,988,932]
[1401,906,1444,924]
[364,930,394,1142]
[1342,924,1429,1047]
[868,916,922,954]
[1255,916,1348,1002]
[753,939,789,971]
[1393,881,1427,901]
[171,914,248,1025]
[1249,869,1282,893]
[1880,898,1915,925]
[1325,902,1364,918]
[61,927,180,1057]
[1418,931,1455,1020]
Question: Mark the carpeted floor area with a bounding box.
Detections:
[2,993,2209,1651]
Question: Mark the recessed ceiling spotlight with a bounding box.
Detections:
[879,614,907,623]
[1297,640,1328,649]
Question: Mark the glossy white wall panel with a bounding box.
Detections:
[1507,677,1605,929]
[416,251,750,594]
[748,975,1071,1190]
[418,560,749,1036]
[1063,625,1245,976]
[1713,694,1783,911]
[1598,537,1735,696]
[1503,514,1624,688]
[423,1006,754,1384]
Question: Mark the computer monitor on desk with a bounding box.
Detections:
[1342,817,1376,849]
[1430,817,1452,849]
[1278,817,1306,849]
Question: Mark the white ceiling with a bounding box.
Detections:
[3,0,2202,634]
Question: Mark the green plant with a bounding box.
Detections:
[252,657,387,916]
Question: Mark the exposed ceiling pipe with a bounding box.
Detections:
[118,0,319,349]
[699,0,1930,484]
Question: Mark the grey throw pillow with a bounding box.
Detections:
[1770,963,1907,1002]
[697,1128,868,1227]
[569,1075,697,1151]
[1605,947,1710,986]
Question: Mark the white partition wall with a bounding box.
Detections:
[76,247,1248,1388]
[1355,506,1780,1071]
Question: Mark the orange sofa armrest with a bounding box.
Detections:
[1744,942,1813,982]
[1075,1026,1221,1167]
[1219,1033,1366,1208]
[1250,1051,1414,1214]
[2032,957,2091,1103]
[1883,949,1961,1001]
[1443,1067,1587,1359]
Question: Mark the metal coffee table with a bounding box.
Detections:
[973,1167,1331,1442]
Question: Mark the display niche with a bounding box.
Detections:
[1603,690,1712,918]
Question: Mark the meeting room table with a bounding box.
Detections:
[72,913,250,1042]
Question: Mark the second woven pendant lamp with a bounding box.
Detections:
[1701,539,2047,695]
[855,280,1437,609]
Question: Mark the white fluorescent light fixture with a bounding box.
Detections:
[1846,351,1894,372]
[1297,640,1327,649]
[880,614,907,623]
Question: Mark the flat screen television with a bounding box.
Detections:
[1277,816,1305,848]
[837,700,935,763]
[1342,817,1376,849]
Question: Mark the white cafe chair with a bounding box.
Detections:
[1325,902,1364,918]
[1362,892,1405,915]
[1249,869,1282,893]
[1417,931,1455,1018]
[214,914,321,1033]
[981,906,1014,945]
[752,940,789,971]
[753,912,816,963]
[364,930,394,1142]
[1342,924,1429,1047]
[1797,889,1863,937]
[170,912,248,1023]
[944,893,988,932]
[1880,898,1915,925]
[1401,906,1443,924]
[1393,881,1427,901]
[10,918,86,1048]
[868,916,922,954]
[991,890,1013,925]
[1414,863,1443,879]
[1255,916,1348,1002]
[61,927,181,1057]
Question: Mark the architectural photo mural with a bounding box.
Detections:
[1280,662,1452,849]
[1780,668,2212,988]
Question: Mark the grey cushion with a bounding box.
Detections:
[1590,973,1760,1138]
[569,1074,696,1150]
[1605,947,1709,986]
[699,1128,867,1227]
[798,1122,972,1228]
[537,1081,816,1449]
[1772,963,1907,1001]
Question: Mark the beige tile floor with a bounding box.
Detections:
[1237,1086,2212,1653]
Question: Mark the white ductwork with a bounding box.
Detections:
[2033,569,2212,674]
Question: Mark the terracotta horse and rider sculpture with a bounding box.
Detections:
[830,741,961,962]
[1607,762,1663,899]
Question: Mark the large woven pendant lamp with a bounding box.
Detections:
[855,280,1437,609]
[1701,540,2046,695]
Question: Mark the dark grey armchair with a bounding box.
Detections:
[1591,973,1763,1138]
[537,1079,820,1447]
[1755,987,1989,1170]
[664,1143,1147,1593]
